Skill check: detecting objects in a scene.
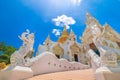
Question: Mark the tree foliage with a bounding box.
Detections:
[0,42,17,64]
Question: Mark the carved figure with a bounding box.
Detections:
[10,29,34,66]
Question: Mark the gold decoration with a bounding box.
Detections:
[58,26,69,44]
[0,62,7,70]
[52,43,64,56]
[70,42,80,55]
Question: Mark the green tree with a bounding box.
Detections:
[0,42,17,64]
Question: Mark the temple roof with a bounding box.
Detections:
[101,23,120,41]
[58,26,69,44]
[81,13,103,44]
[44,34,53,45]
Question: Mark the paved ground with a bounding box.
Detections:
[26,69,96,80]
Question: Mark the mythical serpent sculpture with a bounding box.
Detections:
[90,24,118,67]
[10,29,34,66]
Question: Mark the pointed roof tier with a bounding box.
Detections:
[86,13,103,32]
[102,23,120,42]
[44,34,50,42]
[58,26,69,44]
[86,13,101,27]
[44,34,52,45]
[81,13,103,44]
[69,27,76,41]
[70,27,75,36]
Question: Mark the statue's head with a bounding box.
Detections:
[28,33,34,39]
[26,29,30,34]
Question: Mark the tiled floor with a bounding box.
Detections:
[26,69,96,80]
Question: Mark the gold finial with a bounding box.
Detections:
[58,25,69,43]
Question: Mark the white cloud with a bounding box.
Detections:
[52,29,61,37]
[71,0,82,5]
[52,15,76,29]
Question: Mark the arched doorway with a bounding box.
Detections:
[56,54,60,58]
[74,54,78,62]
[70,42,80,62]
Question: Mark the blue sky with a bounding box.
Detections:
[0,0,120,53]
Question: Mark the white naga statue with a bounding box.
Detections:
[86,13,118,68]
[10,29,34,66]
[91,26,118,67]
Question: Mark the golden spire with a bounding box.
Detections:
[58,26,69,44]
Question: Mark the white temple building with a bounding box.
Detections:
[36,26,88,64]
[36,13,120,66]
[81,13,120,65]
[1,13,120,80]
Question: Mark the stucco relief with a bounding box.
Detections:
[52,43,64,58]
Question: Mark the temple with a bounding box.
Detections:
[37,26,88,64]
[37,13,120,66]
[1,13,120,80]
[81,13,120,65]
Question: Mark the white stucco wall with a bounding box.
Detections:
[0,51,89,80]
[0,66,33,80]
[30,52,89,76]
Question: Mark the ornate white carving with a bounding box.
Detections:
[10,29,34,66]
[93,37,118,67]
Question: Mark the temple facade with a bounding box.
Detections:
[36,13,120,65]
[37,27,88,64]
[2,13,120,80]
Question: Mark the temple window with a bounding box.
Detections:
[70,42,80,62]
